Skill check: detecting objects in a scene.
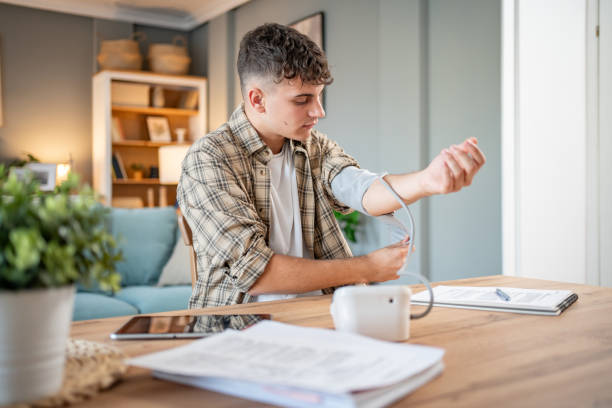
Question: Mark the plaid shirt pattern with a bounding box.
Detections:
[177,104,359,309]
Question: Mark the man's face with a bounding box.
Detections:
[260,78,326,142]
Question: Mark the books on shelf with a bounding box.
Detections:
[179,89,199,109]
[111,152,127,179]
[111,154,123,179]
[127,321,445,408]
[111,116,125,142]
[412,286,578,316]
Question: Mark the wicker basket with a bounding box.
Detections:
[97,32,145,71]
[148,35,190,74]
[149,54,191,75]
[98,52,142,71]
[149,35,188,57]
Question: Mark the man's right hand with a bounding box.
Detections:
[363,237,412,283]
[248,237,414,296]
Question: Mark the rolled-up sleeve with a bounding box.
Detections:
[178,148,273,296]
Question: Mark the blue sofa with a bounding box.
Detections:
[72,206,192,321]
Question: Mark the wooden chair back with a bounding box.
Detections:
[177,211,198,288]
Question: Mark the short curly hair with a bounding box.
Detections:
[237,23,333,94]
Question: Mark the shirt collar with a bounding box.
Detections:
[228,103,269,157]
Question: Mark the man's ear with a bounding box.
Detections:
[247,87,266,114]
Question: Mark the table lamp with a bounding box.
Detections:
[158,145,190,184]
[56,163,71,184]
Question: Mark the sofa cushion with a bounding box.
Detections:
[157,229,192,286]
[111,206,178,286]
[73,293,138,321]
[114,285,192,314]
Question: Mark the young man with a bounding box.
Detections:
[178,23,485,309]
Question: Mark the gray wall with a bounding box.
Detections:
[0,3,93,181]
[205,0,501,282]
[427,0,501,281]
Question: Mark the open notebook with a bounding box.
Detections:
[411,286,578,315]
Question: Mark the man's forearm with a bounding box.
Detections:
[362,172,430,217]
[248,254,370,295]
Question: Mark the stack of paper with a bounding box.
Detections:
[128,321,445,408]
[411,286,578,315]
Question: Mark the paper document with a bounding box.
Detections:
[127,320,444,395]
[411,286,578,315]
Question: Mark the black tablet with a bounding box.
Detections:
[110,313,271,340]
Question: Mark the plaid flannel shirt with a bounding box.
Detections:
[177,104,359,309]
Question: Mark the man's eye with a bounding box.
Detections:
[294,98,308,104]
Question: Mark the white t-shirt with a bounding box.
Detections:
[256,144,320,302]
[255,144,381,302]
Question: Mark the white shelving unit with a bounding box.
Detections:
[92,70,207,207]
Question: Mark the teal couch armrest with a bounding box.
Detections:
[73,293,138,321]
[114,285,192,314]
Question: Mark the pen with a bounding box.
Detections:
[495,288,511,302]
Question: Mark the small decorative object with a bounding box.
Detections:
[130,163,145,180]
[159,186,168,207]
[149,165,159,179]
[97,32,146,71]
[175,127,187,143]
[146,187,155,207]
[146,116,171,142]
[0,168,122,405]
[152,86,165,108]
[148,35,191,75]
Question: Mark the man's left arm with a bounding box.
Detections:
[363,137,486,216]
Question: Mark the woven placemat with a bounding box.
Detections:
[16,339,127,407]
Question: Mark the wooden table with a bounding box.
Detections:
[71,275,612,407]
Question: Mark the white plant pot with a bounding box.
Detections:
[0,285,75,405]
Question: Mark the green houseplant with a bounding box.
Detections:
[334,210,361,243]
[0,165,122,405]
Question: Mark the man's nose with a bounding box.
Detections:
[309,98,325,118]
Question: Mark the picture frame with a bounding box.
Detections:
[146,116,171,142]
[289,12,325,51]
[11,163,57,191]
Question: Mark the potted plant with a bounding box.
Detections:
[130,163,146,180]
[0,165,121,405]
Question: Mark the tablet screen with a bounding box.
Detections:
[111,314,271,340]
